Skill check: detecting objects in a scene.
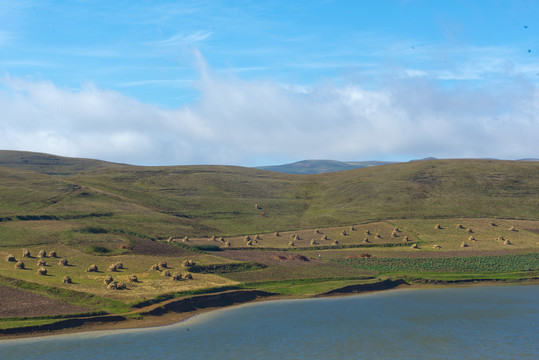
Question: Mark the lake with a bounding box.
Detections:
[0,284,537,359]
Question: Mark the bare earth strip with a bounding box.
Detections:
[0,285,91,318]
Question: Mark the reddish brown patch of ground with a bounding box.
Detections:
[130,238,190,256]
[220,250,318,266]
[0,286,91,318]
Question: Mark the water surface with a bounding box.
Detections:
[1,285,537,359]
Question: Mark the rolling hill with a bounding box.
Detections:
[0,151,537,242]
[256,159,394,174]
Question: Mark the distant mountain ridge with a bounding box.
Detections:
[256,159,395,174]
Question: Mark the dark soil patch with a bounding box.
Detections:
[0,286,91,318]
[130,238,190,256]
[220,250,318,266]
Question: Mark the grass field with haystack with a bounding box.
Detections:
[0,151,537,335]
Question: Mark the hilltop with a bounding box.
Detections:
[256,159,394,174]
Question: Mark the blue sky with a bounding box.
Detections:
[1,0,538,166]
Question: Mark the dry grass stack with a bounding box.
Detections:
[391,231,398,238]
[182,236,189,242]
[466,228,473,233]
[37,250,47,258]
[107,281,118,290]
[162,270,171,277]
[36,267,47,275]
[58,258,68,266]
[314,229,321,234]
[322,235,328,241]
[63,275,72,284]
[365,230,371,235]
[149,264,160,271]
[37,259,46,266]
[350,226,356,231]
[410,243,419,249]
[224,241,231,247]
[363,238,370,243]
[341,230,347,236]
[114,262,124,270]
[489,221,496,226]
[129,275,138,282]
[288,241,295,247]
[508,226,516,231]
[456,224,464,229]
[375,233,382,239]
[218,237,225,242]
[504,239,511,245]
[103,275,114,285]
[310,239,317,245]
[182,260,196,267]
[402,236,409,242]
[246,240,253,246]
[274,232,280,237]
[332,240,339,245]
[433,244,441,249]
[15,261,25,269]
[49,251,57,258]
[158,261,168,269]
[468,236,475,242]
[461,242,469,248]
[108,264,118,272]
[6,254,16,262]
[434,224,441,230]
[172,273,182,281]
[184,273,193,280]
[22,249,31,258]
[87,264,99,272]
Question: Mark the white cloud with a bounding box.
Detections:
[1,63,538,166]
[151,31,213,47]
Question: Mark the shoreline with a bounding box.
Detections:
[1,278,538,340]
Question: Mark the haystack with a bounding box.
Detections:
[116,282,127,290]
[434,224,441,230]
[149,264,160,271]
[341,230,347,236]
[108,264,118,272]
[410,243,419,249]
[322,235,328,241]
[38,250,47,258]
[87,264,99,272]
[288,241,295,247]
[468,236,475,241]
[461,242,469,248]
[49,251,57,258]
[310,239,317,245]
[182,259,195,267]
[314,229,321,234]
[158,261,168,269]
[22,249,31,258]
[375,233,382,239]
[224,241,231,247]
[244,235,251,242]
[433,245,441,249]
[37,259,46,266]
[15,261,25,269]
[508,226,516,231]
[274,232,280,237]
[103,275,114,285]
[209,235,216,241]
[107,281,118,290]
[363,238,370,244]
[184,273,193,280]
[403,236,409,242]
[129,275,138,282]
[350,226,356,231]
[172,273,182,281]
[218,237,225,242]
[391,231,398,237]
[6,254,16,262]
[394,227,400,232]
[254,235,260,240]
[489,221,496,226]
[504,239,511,245]
[114,262,124,269]
[63,275,72,284]
[466,228,473,233]
[456,224,464,229]
[162,270,171,277]
[182,236,189,242]
[332,240,339,245]
[246,240,253,246]
[365,230,371,235]
[37,267,47,275]
[58,258,68,266]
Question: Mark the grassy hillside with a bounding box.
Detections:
[1,156,538,242]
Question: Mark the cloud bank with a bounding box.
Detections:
[1,65,538,166]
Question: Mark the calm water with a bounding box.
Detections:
[0,285,537,360]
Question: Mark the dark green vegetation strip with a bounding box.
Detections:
[335,253,539,273]
[188,262,267,274]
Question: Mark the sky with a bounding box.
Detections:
[0,0,538,166]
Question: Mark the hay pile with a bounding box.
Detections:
[433,244,441,249]
[218,237,225,242]
[37,259,46,266]
[332,240,339,245]
[489,221,496,226]
[108,264,118,272]
[107,281,118,290]
[456,224,464,229]
[402,236,409,242]
[375,233,382,239]
[363,238,370,243]
[49,251,57,258]
[322,235,328,241]
[182,236,189,242]
[244,236,251,242]
[350,226,356,231]
[434,224,441,230]
[63,275,72,284]
[6,254,16,262]
[22,249,31,258]
[391,231,398,237]
[15,261,25,269]
[129,275,138,282]
[87,264,99,272]
[365,230,371,235]
[314,229,321,234]
[172,273,182,281]
[410,243,419,249]
[104,275,114,285]
[508,226,516,231]
[158,261,168,269]
[184,273,193,280]
[162,270,171,277]
[209,235,216,241]
[274,232,280,237]
[288,241,295,247]
[182,260,196,267]
[504,239,511,245]
[310,239,317,245]
[341,230,347,236]
[246,240,253,246]
[38,250,47,258]
[461,242,469,248]
[58,258,68,266]
[114,262,124,269]
[466,228,473,233]
[149,264,160,271]
[224,241,231,247]
[468,236,475,241]
[37,267,47,275]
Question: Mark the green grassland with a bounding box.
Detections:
[0,151,537,332]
